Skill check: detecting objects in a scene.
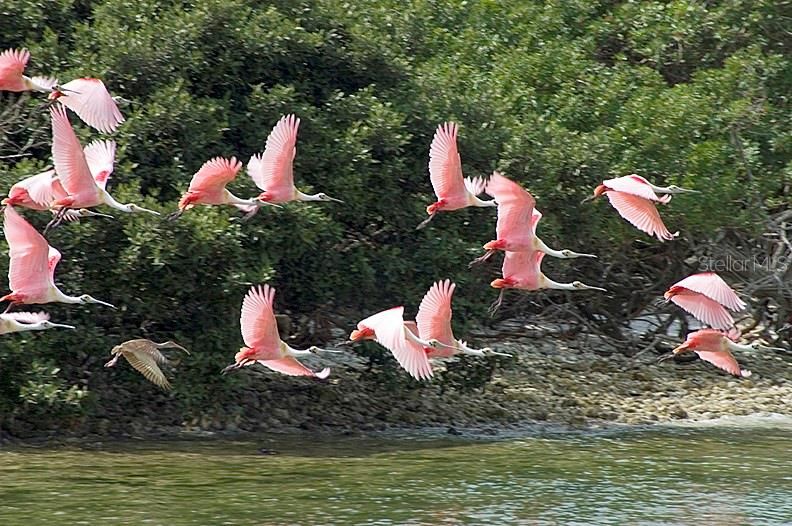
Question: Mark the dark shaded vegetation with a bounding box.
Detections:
[0,0,789,435]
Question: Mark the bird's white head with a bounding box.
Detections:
[666,185,700,194]
[39,320,76,330]
[79,295,116,308]
[315,192,343,203]
[571,281,607,292]
[127,204,161,215]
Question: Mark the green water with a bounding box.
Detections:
[1,418,790,525]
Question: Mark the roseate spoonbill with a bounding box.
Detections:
[247,114,342,211]
[490,251,606,313]
[349,306,443,380]
[222,285,332,378]
[416,122,495,229]
[0,311,74,335]
[48,77,125,134]
[584,175,696,241]
[472,172,596,265]
[660,329,784,378]
[0,48,56,92]
[0,205,115,309]
[664,272,746,330]
[5,141,118,219]
[105,339,189,390]
[416,279,510,358]
[171,156,276,220]
[47,106,158,229]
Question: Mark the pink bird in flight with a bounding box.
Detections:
[472,171,596,265]
[661,329,783,378]
[1,205,115,309]
[5,143,117,222]
[585,175,697,241]
[349,306,446,380]
[248,114,343,207]
[0,311,74,335]
[47,106,158,229]
[490,251,606,313]
[416,280,510,358]
[173,156,276,219]
[664,272,746,330]
[0,48,56,92]
[222,285,332,378]
[0,48,124,133]
[417,122,495,229]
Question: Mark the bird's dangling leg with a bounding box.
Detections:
[415,213,436,230]
[469,250,495,268]
[43,207,68,235]
[488,290,505,316]
[167,209,185,221]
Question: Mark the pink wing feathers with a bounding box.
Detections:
[364,306,433,381]
[603,175,671,203]
[3,206,53,295]
[670,273,746,311]
[0,48,28,90]
[6,169,57,210]
[83,140,116,190]
[486,172,536,247]
[50,105,100,205]
[240,284,280,351]
[669,291,736,330]
[258,357,330,379]
[693,349,749,378]
[54,78,124,134]
[605,191,677,241]
[188,157,242,193]
[428,122,467,203]
[248,114,299,200]
[416,279,457,348]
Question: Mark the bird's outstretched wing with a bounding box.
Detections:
[368,307,433,381]
[248,114,299,198]
[56,78,124,133]
[669,293,735,330]
[240,285,280,350]
[416,279,456,347]
[693,349,749,378]
[486,172,536,245]
[187,157,241,193]
[50,105,98,201]
[671,273,746,311]
[83,140,116,190]
[428,122,467,203]
[603,175,670,203]
[1,311,49,324]
[3,205,52,294]
[605,191,677,241]
[122,349,171,390]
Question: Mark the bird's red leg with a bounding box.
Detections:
[416,212,437,230]
[469,249,496,268]
[488,290,505,316]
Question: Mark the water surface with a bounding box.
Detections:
[1,417,790,525]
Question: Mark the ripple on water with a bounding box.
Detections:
[0,423,790,525]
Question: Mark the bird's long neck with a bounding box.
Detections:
[296,190,323,202]
[284,343,313,357]
[534,238,567,258]
[403,326,434,347]
[224,190,259,207]
[54,289,83,304]
[457,340,486,356]
[471,195,497,208]
[101,191,134,212]
[541,275,578,291]
[725,340,754,353]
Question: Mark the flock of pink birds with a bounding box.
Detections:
[0,48,783,391]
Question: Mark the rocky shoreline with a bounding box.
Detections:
[2,321,790,444]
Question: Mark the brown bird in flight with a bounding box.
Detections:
[105,339,190,390]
